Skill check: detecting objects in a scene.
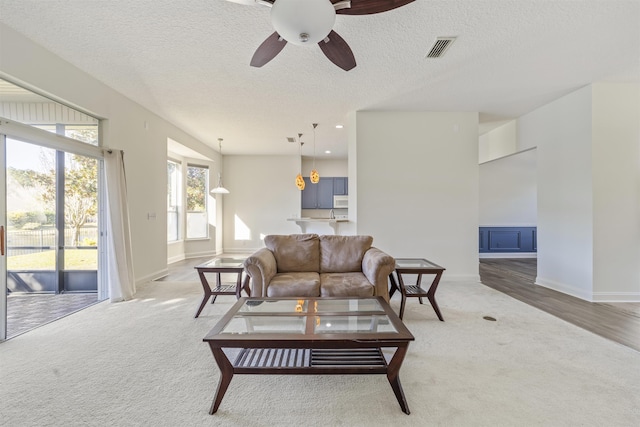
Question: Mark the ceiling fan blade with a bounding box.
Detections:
[250,32,287,67]
[318,30,356,71]
[334,0,415,15]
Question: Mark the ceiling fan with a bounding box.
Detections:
[226,0,415,71]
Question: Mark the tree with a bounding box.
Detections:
[9,153,98,246]
[64,155,98,246]
[186,166,207,211]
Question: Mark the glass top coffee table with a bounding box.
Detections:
[203,297,415,415]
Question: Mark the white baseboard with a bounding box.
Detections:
[535,278,640,302]
[479,253,537,259]
[136,269,169,286]
[184,250,217,259]
[167,254,186,265]
[592,292,640,302]
[535,277,593,301]
[224,247,261,255]
[442,274,481,283]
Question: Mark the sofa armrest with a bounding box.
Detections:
[362,247,395,302]
[243,248,277,297]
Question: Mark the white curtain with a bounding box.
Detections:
[104,150,136,302]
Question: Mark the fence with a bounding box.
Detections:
[7,227,98,256]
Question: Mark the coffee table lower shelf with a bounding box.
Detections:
[234,347,387,371]
[208,346,410,415]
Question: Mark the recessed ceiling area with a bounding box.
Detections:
[0,0,638,158]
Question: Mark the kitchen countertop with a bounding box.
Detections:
[287,217,348,222]
[287,217,349,234]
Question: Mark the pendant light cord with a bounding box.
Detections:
[312,123,317,170]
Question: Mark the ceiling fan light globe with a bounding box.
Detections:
[271,0,336,46]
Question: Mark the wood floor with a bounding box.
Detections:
[480,258,640,352]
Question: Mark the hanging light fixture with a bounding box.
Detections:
[211,138,230,194]
[295,133,305,190]
[310,123,320,184]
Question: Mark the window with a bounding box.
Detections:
[167,160,180,242]
[186,165,209,239]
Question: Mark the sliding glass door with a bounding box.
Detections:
[0,135,6,339]
[1,134,103,340]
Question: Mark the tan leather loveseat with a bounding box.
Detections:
[243,234,395,301]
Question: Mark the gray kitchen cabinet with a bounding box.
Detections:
[333,177,348,195]
[301,177,341,209]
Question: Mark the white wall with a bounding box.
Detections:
[479,149,537,227]
[519,85,594,299]
[222,155,301,253]
[518,83,640,301]
[301,158,347,177]
[0,23,219,284]
[353,111,480,281]
[591,83,640,300]
[479,120,517,163]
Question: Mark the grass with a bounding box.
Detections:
[8,249,97,270]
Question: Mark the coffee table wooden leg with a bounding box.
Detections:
[235,272,245,299]
[427,294,443,321]
[195,292,212,318]
[209,347,234,414]
[397,273,407,320]
[388,273,398,299]
[387,345,410,414]
[196,270,214,318]
[242,275,251,296]
[427,272,444,321]
[399,293,407,320]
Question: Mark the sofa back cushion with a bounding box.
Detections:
[319,235,373,273]
[265,234,320,273]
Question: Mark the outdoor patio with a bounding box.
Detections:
[6,293,103,339]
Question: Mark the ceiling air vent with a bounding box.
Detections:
[425,37,456,58]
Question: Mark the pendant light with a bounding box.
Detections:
[295,133,305,190]
[211,138,230,194]
[310,123,320,184]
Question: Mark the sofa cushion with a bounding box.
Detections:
[267,272,320,297]
[320,272,375,297]
[319,235,373,273]
[265,234,320,273]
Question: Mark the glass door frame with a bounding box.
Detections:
[0,134,7,340]
[0,118,106,341]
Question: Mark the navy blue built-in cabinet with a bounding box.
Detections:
[479,227,537,253]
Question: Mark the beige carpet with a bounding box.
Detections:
[1,279,638,426]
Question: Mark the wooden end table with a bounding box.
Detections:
[203,297,415,415]
[389,258,446,321]
[194,258,250,318]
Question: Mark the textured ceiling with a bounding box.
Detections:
[1,0,638,158]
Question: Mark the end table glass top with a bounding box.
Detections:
[395,258,443,269]
[197,257,246,268]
